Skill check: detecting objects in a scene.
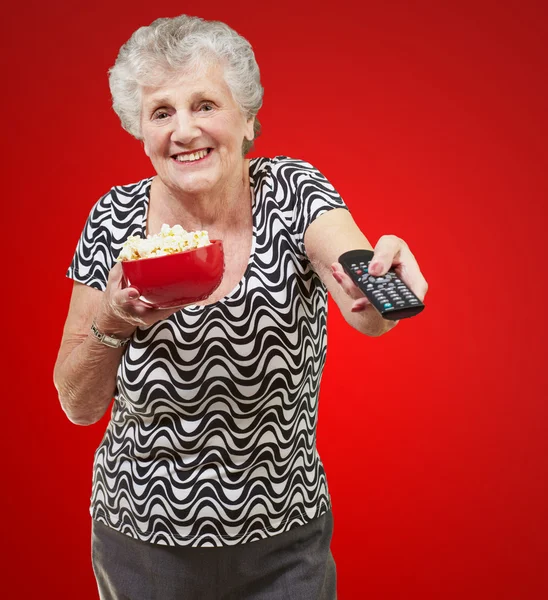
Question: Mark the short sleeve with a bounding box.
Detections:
[271,157,349,255]
[66,190,115,292]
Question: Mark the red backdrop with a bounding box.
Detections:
[3,0,547,598]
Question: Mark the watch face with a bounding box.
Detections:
[91,322,129,347]
[103,335,121,348]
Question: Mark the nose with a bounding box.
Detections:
[171,110,201,145]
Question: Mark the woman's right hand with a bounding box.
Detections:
[93,262,184,337]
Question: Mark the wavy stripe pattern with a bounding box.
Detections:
[68,156,347,547]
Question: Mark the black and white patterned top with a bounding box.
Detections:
[68,156,348,547]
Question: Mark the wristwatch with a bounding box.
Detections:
[90,321,131,348]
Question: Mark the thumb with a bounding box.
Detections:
[123,286,141,303]
[112,286,141,309]
[110,263,140,302]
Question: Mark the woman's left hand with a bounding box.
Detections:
[331,234,429,314]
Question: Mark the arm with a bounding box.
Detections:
[304,208,428,337]
[53,263,181,425]
[53,281,129,425]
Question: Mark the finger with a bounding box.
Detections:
[390,247,429,302]
[102,283,146,326]
[118,301,183,329]
[369,238,429,301]
[402,268,429,302]
[107,261,125,285]
[110,283,140,305]
[107,261,139,295]
[350,297,371,313]
[331,263,366,300]
[104,263,143,308]
[369,235,403,275]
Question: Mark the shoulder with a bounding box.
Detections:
[250,155,323,175]
[249,156,332,192]
[104,177,153,210]
[79,177,152,247]
[86,177,152,225]
[87,177,152,209]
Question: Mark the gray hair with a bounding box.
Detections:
[109,15,263,154]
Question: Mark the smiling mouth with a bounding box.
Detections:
[171,148,212,163]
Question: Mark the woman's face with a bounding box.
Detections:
[140,62,254,197]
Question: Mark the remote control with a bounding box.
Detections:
[338,249,425,320]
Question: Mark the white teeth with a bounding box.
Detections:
[175,149,208,162]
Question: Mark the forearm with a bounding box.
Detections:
[54,332,128,426]
[55,266,183,424]
[342,306,396,337]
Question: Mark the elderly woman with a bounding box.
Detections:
[54,14,427,600]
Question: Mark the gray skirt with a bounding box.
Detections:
[91,511,337,600]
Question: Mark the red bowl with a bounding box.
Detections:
[121,240,224,308]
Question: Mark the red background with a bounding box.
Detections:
[3,0,547,598]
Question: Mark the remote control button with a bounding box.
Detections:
[396,301,405,306]
[368,277,376,283]
[356,269,363,275]
[383,303,392,308]
[409,299,419,304]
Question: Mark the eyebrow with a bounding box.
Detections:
[145,90,217,107]
[145,96,170,107]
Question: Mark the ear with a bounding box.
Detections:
[244,116,255,142]
[142,139,150,158]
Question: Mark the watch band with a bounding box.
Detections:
[90,321,131,348]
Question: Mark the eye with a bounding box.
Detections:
[152,109,169,120]
[198,102,214,112]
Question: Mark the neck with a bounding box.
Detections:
[151,159,251,232]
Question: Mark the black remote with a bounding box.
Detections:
[338,249,425,320]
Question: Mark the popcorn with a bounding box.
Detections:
[116,224,211,261]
